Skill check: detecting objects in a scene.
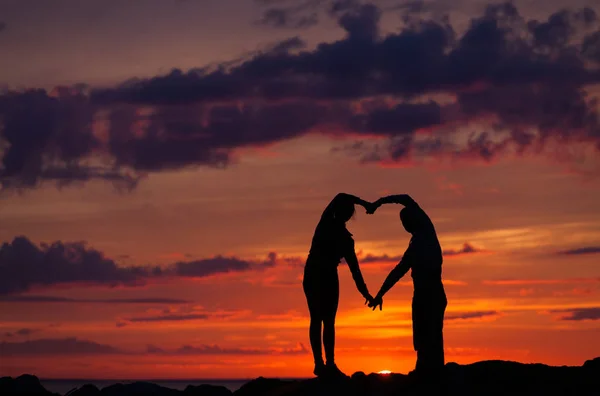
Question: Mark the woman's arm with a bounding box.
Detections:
[321,193,372,220]
[344,250,371,300]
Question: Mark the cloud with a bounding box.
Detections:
[556,246,600,255]
[126,313,210,322]
[173,252,276,277]
[0,236,283,295]
[146,342,308,355]
[443,243,487,256]
[446,310,499,320]
[121,306,249,324]
[0,338,123,356]
[0,236,158,295]
[0,336,308,357]
[0,295,193,304]
[4,328,40,338]
[357,242,484,263]
[359,253,403,263]
[0,88,141,191]
[0,21,6,32]
[482,278,600,286]
[256,0,320,29]
[551,307,600,321]
[2,2,600,190]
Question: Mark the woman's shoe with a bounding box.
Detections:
[325,362,347,378]
[314,362,327,377]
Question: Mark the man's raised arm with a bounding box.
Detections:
[377,194,418,207]
[366,194,419,214]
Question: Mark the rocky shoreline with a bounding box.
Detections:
[2,357,599,396]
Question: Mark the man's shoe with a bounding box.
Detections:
[325,362,347,378]
[313,362,327,377]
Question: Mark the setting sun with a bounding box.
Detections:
[378,370,392,375]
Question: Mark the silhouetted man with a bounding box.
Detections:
[367,194,447,382]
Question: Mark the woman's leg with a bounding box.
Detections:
[322,271,340,366]
[303,276,325,369]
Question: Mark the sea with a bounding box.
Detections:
[41,378,308,395]
[41,379,251,395]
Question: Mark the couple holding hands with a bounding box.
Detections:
[303,193,447,381]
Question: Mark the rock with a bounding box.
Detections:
[1,357,599,396]
[233,377,297,396]
[65,384,100,396]
[0,374,57,395]
[183,384,232,396]
[583,357,600,370]
[100,381,179,396]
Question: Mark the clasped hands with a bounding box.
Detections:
[365,294,383,311]
[364,200,382,215]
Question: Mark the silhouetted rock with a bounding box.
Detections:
[183,384,232,396]
[0,374,58,395]
[1,358,599,396]
[583,357,600,370]
[65,384,100,396]
[100,381,179,396]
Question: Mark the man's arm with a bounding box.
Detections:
[377,194,419,208]
[369,245,414,310]
[377,258,411,298]
[344,250,371,300]
[366,194,419,214]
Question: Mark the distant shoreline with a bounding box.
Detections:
[39,377,311,394]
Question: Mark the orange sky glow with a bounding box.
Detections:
[1,0,600,380]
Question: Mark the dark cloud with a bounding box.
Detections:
[126,313,209,322]
[0,236,283,295]
[552,307,600,321]
[0,236,157,295]
[0,338,123,356]
[0,88,140,191]
[257,0,320,29]
[4,328,39,338]
[0,337,308,357]
[483,278,600,285]
[443,242,484,256]
[0,295,192,304]
[122,307,247,323]
[446,310,499,320]
[356,242,483,263]
[556,246,600,255]
[146,342,308,355]
[360,253,403,263]
[173,251,277,278]
[2,2,600,191]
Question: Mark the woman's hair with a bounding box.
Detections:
[334,200,356,222]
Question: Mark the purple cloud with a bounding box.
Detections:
[0,338,123,356]
[552,307,600,321]
[446,310,499,320]
[0,295,192,304]
[0,236,282,295]
[1,2,599,191]
[556,246,600,255]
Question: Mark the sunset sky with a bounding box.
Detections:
[1,0,600,380]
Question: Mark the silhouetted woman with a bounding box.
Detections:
[303,193,373,378]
